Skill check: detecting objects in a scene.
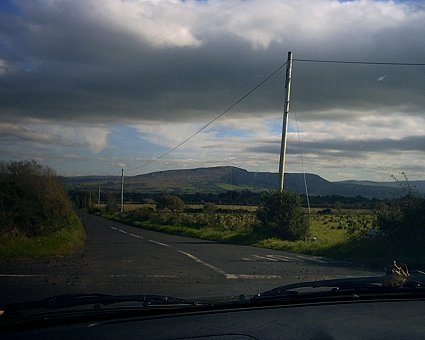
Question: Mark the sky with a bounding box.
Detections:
[1,0,425,181]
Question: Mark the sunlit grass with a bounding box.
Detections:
[0,213,85,260]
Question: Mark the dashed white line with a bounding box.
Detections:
[149,239,171,247]
[109,226,282,281]
[129,233,144,239]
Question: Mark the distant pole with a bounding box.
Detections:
[98,184,101,205]
[278,51,293,192]
[120,169,124,213]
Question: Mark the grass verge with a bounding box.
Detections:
[101,211,425,269]
[0,212,86,260]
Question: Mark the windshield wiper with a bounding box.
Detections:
[2,293,199,315]
[252,270,425,302]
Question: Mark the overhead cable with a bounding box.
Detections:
[294,59,425,66]
[129,61,288,171]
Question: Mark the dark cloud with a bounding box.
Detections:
[1,0,424,125]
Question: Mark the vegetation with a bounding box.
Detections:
[255,191,310,240]
[375,175,425,246]
[99,195,425,267]
[0,212,85,260]
[156,194,185,212]
[0,160,85,259]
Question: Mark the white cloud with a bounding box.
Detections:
[86,0,201,47]
[0,59,8,76]
[0,120,110,153]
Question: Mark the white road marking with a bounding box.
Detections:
[111,274,178,278]
[296,254,330,264]
[109,226,282,281]
[253,255,279,262]
[0,274,45,277]
[149,239,171,247]
[144,274,178,278]
[177,250,227,276]
[266,255,292,262]
[229,274,282,280]
[129,233,144,239]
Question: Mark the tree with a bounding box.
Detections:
[255,191,310,240]
[156,195,185,212]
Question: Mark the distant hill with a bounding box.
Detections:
[65,166,425,199]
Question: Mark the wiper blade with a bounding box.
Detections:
[2,293,199,315]
[253,271,425,301]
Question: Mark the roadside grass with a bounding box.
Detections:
[0,212,85,260]
[100,210,425,268]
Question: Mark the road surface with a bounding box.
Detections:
[0,212,380,304]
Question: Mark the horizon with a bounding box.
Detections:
[62,165,425,183]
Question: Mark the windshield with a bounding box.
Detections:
[1,0,425,309]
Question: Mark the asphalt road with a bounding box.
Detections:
[0,212,381,304]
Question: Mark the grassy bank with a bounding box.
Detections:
[101,209,425,268]
[0,212,86,260]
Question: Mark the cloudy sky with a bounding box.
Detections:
[1,0,425,181]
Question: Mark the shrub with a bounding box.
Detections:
[376,193,425,244]
[203,202,217,213]
[156,194,185,212]
[255,191,310,240]
[127,207,155,221]
[0,161,73,236]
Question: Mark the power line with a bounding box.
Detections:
[129,61,288,171]
[129,56,425,172]
[294,59,425,66]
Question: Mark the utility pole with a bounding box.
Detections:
[98,184,101,205]
[278,51,293,192]
[120,168,124,213]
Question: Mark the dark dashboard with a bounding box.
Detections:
[3,298,425,339]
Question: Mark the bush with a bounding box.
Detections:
[376,193,425,244]
[156,194,185,212]
[0,161,73,236]
[255,191,310,240]
[127,207,155,221]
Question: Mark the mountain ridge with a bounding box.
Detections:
[65,166,425,199]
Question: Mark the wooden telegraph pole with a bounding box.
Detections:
[278,51,293,192]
